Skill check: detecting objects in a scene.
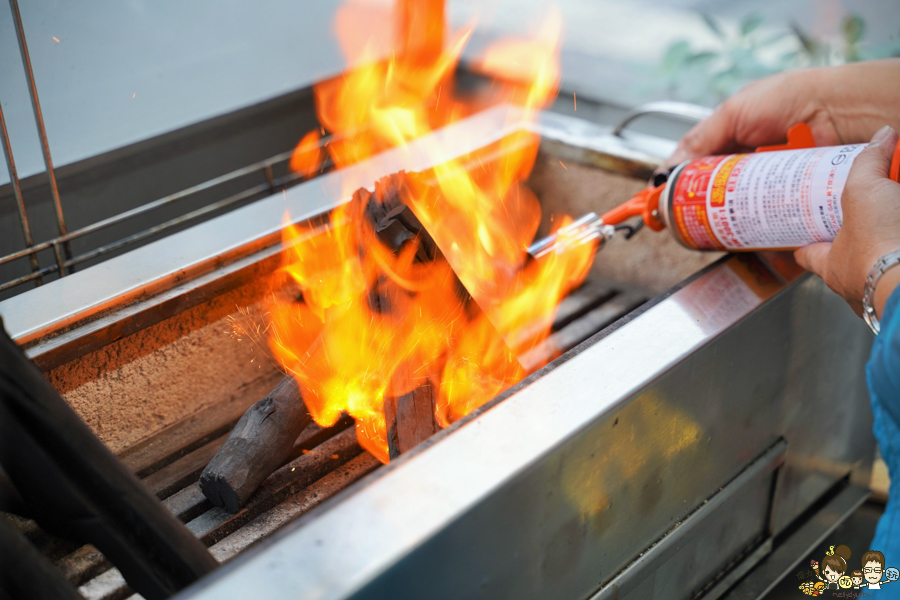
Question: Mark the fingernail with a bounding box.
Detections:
[871,125,896,146]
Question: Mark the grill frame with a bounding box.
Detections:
[0,105,875,600]
[176,253,874,600]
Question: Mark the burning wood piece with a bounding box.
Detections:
[383,381,438,458]
[359,175,444,459]
[202,172,520,500]
[200,375,312,513]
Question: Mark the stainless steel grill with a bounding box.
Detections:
[0,103,876,600]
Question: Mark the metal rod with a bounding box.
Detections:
[0,238,53,269]
[8,0,73,268]
[52,241,66,278]
[63,182,273,269]
[54,150,298,245]
[0,141,332,292]
[0,156,301,271]
[0,93,42,285]
[0,264,57,294]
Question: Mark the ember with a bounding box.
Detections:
[266,0,595,462]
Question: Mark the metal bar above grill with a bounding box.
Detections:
[8,0,72,271]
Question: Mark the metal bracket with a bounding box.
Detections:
[589,439,788,600]
[719,483,871,600]
[612,101,713,137]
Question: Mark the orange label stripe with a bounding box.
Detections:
[709,155,742,208]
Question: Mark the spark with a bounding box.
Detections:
[132,93,136,98]
[558,160,568,171]
[573,92,576,111]
[282,189,286,201]
[52,36,60,43]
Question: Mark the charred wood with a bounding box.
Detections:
[358,176,442,459]
[200,375,312,513]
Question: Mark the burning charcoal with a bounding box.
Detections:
[200,375,312,513]
[358,175,441,459]
[202,171,520,490]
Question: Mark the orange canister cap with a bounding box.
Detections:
[891,134,900,183]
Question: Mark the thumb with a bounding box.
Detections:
[794,242,831,279]
[851,125,898,180]
[668,108,736,166]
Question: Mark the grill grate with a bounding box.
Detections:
[0,143,333,297]
[3,268,645,600]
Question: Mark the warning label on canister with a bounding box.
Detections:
[670,144,866,250]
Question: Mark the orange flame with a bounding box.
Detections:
[271,0,595,462]
[289,130,323,178]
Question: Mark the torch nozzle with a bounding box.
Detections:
[527,212,615,259]
[526,184,667,260]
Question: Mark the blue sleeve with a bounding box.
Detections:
[869,287,900,458]
[867,285,900,558]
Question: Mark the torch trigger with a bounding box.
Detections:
[755,122,816,152]
[614,218,644,240]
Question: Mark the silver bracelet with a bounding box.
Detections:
[862,249,900,335]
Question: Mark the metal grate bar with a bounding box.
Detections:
[0,144,333,294]
[0,97,42,286]
[8,0,72,273]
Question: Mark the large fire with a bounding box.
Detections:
[267,0,595,463]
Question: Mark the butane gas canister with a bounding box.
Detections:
[602,123,900,252]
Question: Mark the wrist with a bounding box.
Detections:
[874,267,900,320]
[863,249,900,334]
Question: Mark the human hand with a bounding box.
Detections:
[794,126,900,316]
[665,59,900,167]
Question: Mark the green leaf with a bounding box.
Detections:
[842,15,865,45]
[663,40,692,71]
[701,13,726,39]
[686,51,718,65]
[740,14,763,36]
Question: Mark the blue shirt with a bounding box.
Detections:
[867,286,900,564]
